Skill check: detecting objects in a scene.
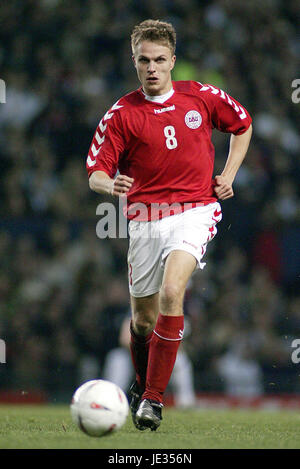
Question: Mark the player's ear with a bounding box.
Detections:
[170,55,176,71]
[132,55,137,68]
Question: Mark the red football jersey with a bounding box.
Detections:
[86,81,252,220]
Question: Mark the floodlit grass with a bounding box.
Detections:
[0,404,299,449]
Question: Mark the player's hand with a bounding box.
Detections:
[214,175,234,200]
[111,174,134,196]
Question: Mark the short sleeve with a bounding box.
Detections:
[198,83,252,135]
[86,101,126,178]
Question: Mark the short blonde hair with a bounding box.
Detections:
[131,19,176,55]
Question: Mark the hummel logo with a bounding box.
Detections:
[183,240,197,249]
[154,105,175,114]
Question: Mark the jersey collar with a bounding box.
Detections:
[141,87,174,104]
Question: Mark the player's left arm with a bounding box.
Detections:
[197,83,253,200]
[214,124,252,200]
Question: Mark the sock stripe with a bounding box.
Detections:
[153,329,183,341]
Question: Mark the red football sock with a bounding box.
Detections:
[129,321,153,390]
[142,313,184,404]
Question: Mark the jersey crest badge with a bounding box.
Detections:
[185,110,202,129]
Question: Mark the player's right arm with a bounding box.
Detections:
[89,170,134,196]
[86,99,134,197]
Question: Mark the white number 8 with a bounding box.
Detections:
[164,125,177,150]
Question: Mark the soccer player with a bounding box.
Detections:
[87,19,252,431]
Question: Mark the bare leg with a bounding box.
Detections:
[160,250,197,316]
[142,250,197,403]
[129,292,159,390]
[130,293,159,336]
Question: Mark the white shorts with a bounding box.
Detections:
[127,202,222,298]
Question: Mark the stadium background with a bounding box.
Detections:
[0,0,299,404]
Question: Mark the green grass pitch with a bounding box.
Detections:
[0,404,300,449]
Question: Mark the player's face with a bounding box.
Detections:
[133,41,176,96]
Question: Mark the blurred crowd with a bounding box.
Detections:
[0,0,299,402]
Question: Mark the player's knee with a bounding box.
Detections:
[132,314,155,336]
[160,283,183,312]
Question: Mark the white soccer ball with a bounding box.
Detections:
[70,379,129,437]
